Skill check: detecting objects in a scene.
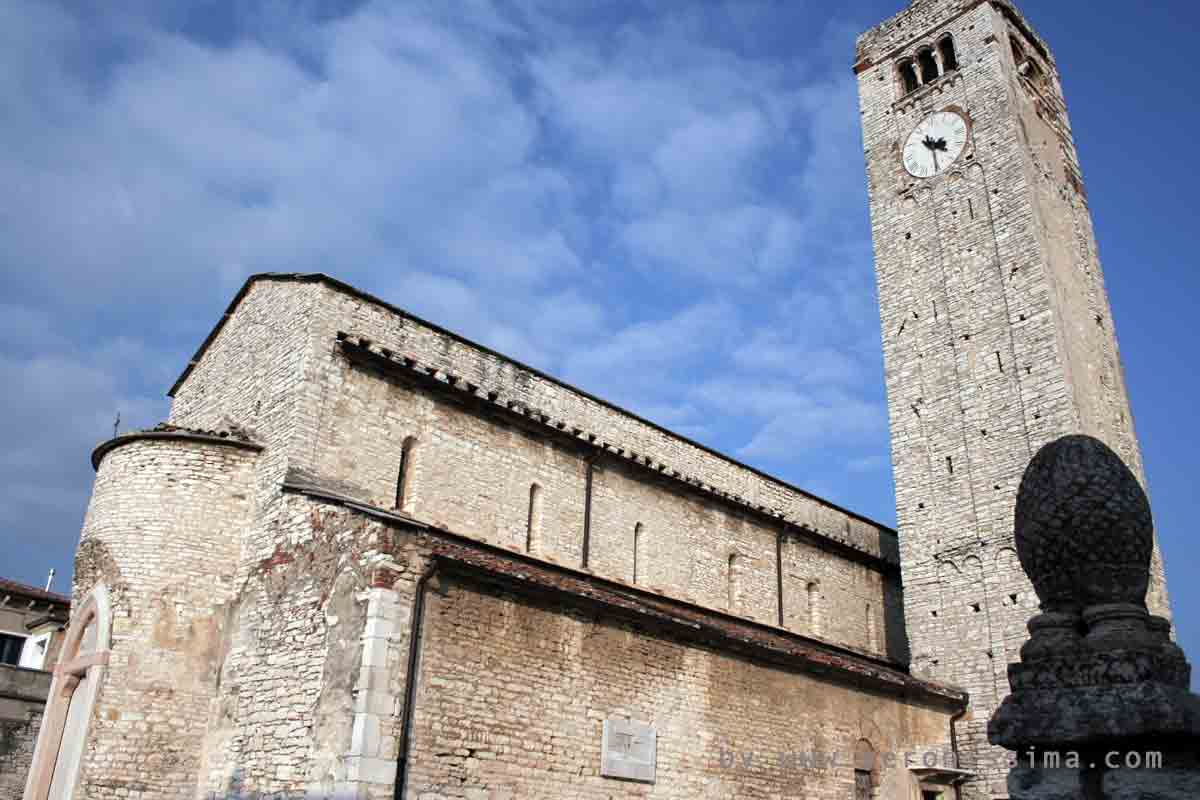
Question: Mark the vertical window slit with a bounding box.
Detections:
[395,436,417,511]
[807,581,822,636]
[946,456,954,475]
[633,522,644,584]
[526,483,543,553]
[727,554,741,612]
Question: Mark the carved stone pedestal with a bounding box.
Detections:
[987,436,1200,800]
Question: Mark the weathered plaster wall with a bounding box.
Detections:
[71,436,257,799]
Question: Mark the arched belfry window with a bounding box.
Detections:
[1011,37,1026,68]
[917,48,939,84]
[395,436,418,511]
[898,59,919,95]
[526,483,544,553]
[24,584,112,800]
[939,35,959,72]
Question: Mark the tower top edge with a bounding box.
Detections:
[855,0,1052,73]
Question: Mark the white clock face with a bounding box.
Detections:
[903,111,969,178]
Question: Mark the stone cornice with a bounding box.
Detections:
[91,425,262,471]
[280,479,967,709]
[166,272,898,541]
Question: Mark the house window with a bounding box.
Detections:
[0,633,26,665]
[19,632,51,670]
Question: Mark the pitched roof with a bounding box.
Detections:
[0,577,70,606]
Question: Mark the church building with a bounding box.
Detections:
[21,2,1170,799]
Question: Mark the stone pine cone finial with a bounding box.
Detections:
[1014,434,1153,611]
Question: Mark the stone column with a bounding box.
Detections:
[988,435,1200,799]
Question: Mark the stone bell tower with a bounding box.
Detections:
[854,1,1171,797]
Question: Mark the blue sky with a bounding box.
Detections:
[2,0,1198,683]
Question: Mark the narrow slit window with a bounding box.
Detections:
[727,554,741,612]
[918,48,939,84]
[939,35,959,72]
[633,522,644,584]
[526,483,544,553]
[807,581,822,636]
[395,436,417,511]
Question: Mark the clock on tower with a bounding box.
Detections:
[854,1,1172,798]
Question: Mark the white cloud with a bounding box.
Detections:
[0,0,900,587]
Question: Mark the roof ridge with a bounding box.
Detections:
[0,577,70,605]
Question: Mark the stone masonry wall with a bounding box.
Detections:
[1,707,43,799]
[168,279,323,581]
[71,436,258,800]
[166,275,907,659]
[856,0,1171,796]
[1,665,52,800]
[304,331,900,658]
[403,564,951,800]
[291,278,898,564]
[200,496,955,800]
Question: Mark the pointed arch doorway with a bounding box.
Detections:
[24,585,111,800]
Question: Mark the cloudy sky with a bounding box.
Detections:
[3,0,1199,676]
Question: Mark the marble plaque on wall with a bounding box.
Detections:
[600,719,657,783]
